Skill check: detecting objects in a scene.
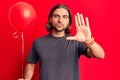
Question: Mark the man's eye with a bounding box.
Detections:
[63,15,69,19]
[52,14,59,18]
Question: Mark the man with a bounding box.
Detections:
[19,4,105,80]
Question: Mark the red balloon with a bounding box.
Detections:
[9,2,37,31]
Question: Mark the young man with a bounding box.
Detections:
[19,4,105,80]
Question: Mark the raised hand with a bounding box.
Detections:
[66,13,92,43]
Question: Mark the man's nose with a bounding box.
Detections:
[58,17,63,22]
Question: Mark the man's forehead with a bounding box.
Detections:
[53,8,69,16]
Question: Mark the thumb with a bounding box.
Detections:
[66,36,76,40]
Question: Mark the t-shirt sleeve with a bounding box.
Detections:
[27,41,39,63]
[78,42,91,58]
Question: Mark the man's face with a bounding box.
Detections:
[50,8,69,32]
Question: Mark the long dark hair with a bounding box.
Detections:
[46,4,72,34]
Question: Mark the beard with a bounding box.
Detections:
[52,23,66,32]
[53,26,66,32]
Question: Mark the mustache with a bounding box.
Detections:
[55,22,64,26]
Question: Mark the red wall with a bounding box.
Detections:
[0,0,119,80]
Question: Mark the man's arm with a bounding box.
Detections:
[86,40,105,59]
[18,63,35,80]
[66,13,105,59]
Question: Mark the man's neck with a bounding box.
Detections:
[51,30,65,37]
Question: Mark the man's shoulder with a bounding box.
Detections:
[34,34,50,42]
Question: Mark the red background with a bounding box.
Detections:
[0,0,119,80]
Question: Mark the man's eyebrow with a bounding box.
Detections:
[63,15,69,17]
[52,14,59,15]
[53,13,68,16]
[52,14,69,17]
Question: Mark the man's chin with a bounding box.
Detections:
[53,28,65,32]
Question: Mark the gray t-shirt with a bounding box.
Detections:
[27,34,90,80]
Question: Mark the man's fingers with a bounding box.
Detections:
[66,36,76,40]
[76,13,82,26]
[80,14,85,25]
[76,13,85,26]
[75,15,78,28]
[85,17,89,27]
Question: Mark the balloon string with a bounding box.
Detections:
[21,32,24,78]
[12,31,19,38]
[13,31,24,78]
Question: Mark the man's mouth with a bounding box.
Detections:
[56,23,63,27]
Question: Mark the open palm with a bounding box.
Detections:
[66,13,92,43]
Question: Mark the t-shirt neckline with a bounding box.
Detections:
[49,34,67,39]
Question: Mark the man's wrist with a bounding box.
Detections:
[85,37,95,48]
